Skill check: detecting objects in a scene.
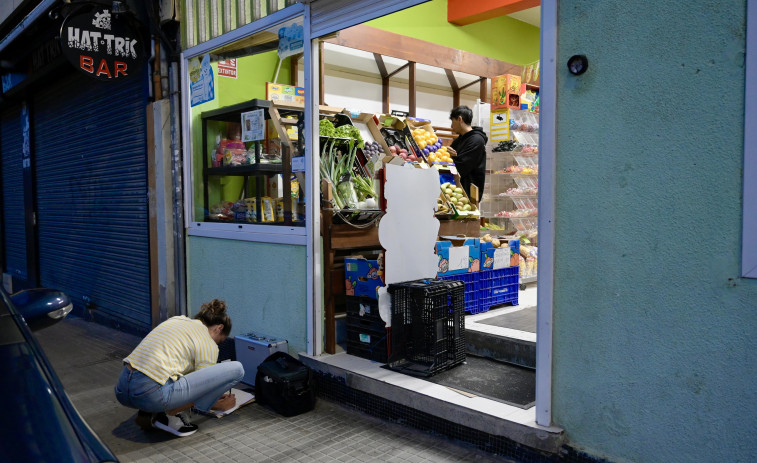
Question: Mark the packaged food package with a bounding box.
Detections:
[243,198,258,222]
[261,197,276,222]
[275,198,285,222]
[223,139,247,166]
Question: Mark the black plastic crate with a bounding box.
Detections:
[345,296,384,326]
[388,279,466,377]
[346,316,388,363]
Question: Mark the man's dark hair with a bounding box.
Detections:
[450,105,473,125]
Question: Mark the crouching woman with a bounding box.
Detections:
[115,299,244,437]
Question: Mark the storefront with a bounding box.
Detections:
[0,2,158,334]
[180,0,557,453]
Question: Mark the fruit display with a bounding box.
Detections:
[408,127,451,165]
[362,140,384,157]
[439,181,474,212]
[436,195,452,215]
[480,221,506,232]
[481,234,508,248]
[427,145,452,164]
[502,187,538,196]
[512,143,538,154]
[387,143,415,162]
[500,165,538,174]
[495,209,538,218]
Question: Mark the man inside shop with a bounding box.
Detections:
[448,105,487,201]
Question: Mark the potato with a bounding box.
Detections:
[492,238,501,248]
[482,234,492,242]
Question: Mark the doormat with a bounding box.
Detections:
[477,306,537,333]
[421,355,535,409]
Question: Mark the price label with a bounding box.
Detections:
[493,248,511,269]
[448,246,469,271]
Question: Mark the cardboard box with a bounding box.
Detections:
[436,238,481,276]
[349,112,393,156]
[481,239,520,270]
[438,170,480,218]
[492,74,522,110]
[345,255,385,299]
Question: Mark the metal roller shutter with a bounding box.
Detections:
[309,0,429,38]
[32,70,151,332]
[1,104,27,281]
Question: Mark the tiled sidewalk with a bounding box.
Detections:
[35,317,516,463]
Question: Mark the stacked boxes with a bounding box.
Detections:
[345,296,388,363]
[344,255,384,299]
[435,238,481,276]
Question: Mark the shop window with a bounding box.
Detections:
[745,0,756,278]
[184,17,307,239]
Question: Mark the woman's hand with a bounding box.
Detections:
[211,393,237,411]
[447,147,457,156]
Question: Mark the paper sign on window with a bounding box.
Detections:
[448,246,470,271]
[493,248,511,269]
[241,109,265,142]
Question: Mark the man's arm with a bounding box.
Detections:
[450,138,480,176]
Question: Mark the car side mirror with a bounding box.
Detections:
[10,288,73,331]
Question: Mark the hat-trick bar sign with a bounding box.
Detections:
[61,7,143,80]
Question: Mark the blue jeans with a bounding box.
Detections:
[114,361,244,413]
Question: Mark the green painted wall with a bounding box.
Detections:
[367,0,540,65]
[553,1,756,462]
[186,236,308,354]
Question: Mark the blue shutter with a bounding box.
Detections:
[309,0,429,38]
[1,104,27,281]
[32,70,151,332]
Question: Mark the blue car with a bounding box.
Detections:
[0,287,118,462]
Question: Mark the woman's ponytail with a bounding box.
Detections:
[195,299,232,336]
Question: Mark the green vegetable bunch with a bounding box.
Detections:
[333,124,364,148]
[319,119,336,137]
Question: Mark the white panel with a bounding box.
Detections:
[310,0,429,38]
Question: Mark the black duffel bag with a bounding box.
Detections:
[255,351,316,417]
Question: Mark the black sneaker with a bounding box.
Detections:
[152,412,198,437]
[134,410,153,429]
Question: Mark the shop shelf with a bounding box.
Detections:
[510,196,538,210]
[509,217,538,232]
[513,175,538,190]
[480,266,519,310]
[388,279,466,377]
[513,131,539,145]
[513,153,538,168]
[438,272,484,314]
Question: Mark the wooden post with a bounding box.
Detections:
[446,68,460,108]
[290,53,302,86]
[374,53,389,114]
[480,76,488,103]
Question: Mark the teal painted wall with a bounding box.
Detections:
[367,0,540,65]
[554,1,756,462]
[186,236,308,354]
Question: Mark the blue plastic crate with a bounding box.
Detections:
[480,266,519,310]
[439,272,485,314]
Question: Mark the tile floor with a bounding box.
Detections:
[35,317,519,463]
